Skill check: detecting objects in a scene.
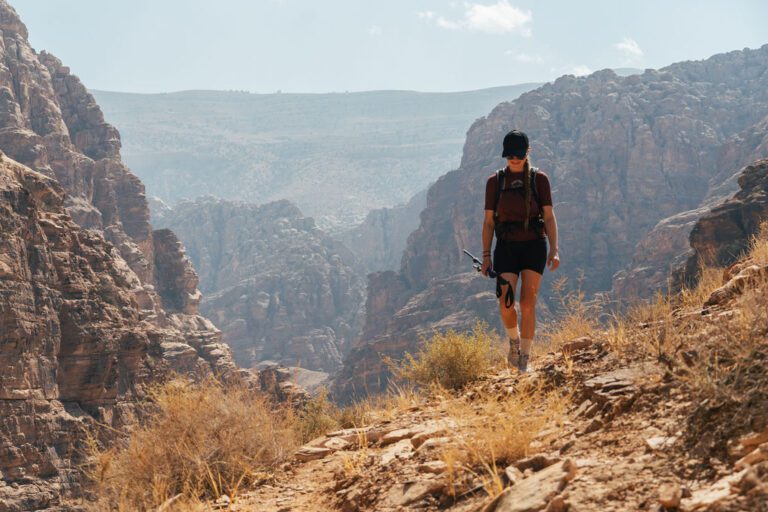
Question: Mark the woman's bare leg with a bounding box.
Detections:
[497,272,520,366]
[518,270,543,371]
[497,272,519,328]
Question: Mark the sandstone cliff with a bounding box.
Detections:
[0,156,241,509]
[0,1,241,508]
[338,188,428,274]
[335,45,768,399]
[677,158,768,285]
[153,197,366,371]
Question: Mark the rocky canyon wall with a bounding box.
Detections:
[335,45,768,399]
[677,158,768,285]
[153,197,366,372]
[0,2,242,508]
[338,188,428,274]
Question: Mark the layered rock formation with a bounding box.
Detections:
[0,2,241,508]
[614,114,768,298]
[335,45,768,399]
[338,188,428,274]
[678,158,768,285]
[153,197,365,371]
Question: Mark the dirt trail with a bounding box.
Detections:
[229,257,768,511]
[238,456,343,511]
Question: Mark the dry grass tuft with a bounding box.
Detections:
[441,382,568,496]
[679,277,768,458]
[605,292,674,359]
[541,276,602,352]
[295,387,340,443]
[749,220,768,266]
[85,378,299,511]
[677,265,723,310]
[391,321,502,390]
[343,382,425,425]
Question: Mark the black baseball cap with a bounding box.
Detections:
[502,129,529,159]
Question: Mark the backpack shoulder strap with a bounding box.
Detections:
[494,168,505,220]
[530,167,542,212]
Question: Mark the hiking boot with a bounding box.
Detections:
[517,353,530,373]
[507,338,520,367]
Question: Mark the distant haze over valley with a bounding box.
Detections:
[94,73,640,231]
[93,85,540,230]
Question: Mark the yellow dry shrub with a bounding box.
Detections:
[340,382,424,425]
[442,382,567,497]
[605,292,674,359]
[681,278,768,402]
[542,276,601,352]
[677,265,723,311]
[748,220,768,265]
[295,387,340,443]
[86,377,299,511]
[393,322,502,390]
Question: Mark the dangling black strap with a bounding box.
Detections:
[495,275,514,308]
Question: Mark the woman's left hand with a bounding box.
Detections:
[547,249,560,271]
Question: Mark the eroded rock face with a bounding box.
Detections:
[153,197,365,371]
[677,158,768,287]
[0,1,242,508]
[615,114,768,297]
[0,157,240,509]
[335,45,768,400]
[338,188,427,274]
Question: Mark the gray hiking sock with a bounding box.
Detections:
[520,337,533,356]
[518,352,530,373]
[518,338,533,372]
[507,337,520,366]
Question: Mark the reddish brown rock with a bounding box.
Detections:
[0,1,243,508]
[337,46,768,401]
[152,197,366,371]
[678,158,768,288]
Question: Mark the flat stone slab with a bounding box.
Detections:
[484,459,577,512]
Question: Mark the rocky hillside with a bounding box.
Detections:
[0,2,243,508]
[153,197,366,371]
[335,45,768,399]
[678,158,768,283]
[239,218,768,511]
[92,84,540,230]
[338,188,428,274]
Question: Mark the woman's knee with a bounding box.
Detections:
[499,300,517,316]
[519,292,537,314]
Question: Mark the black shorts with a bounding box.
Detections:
[493,238,547,275]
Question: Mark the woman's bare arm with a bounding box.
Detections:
[482,209,495,275]
[542,205,559,271]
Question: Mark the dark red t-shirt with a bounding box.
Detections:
[484,168,553,241]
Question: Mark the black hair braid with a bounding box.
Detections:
[523,159,532,231]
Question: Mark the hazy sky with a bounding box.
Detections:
[11,0,768,94]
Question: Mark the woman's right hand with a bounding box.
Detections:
[482,255,492,276]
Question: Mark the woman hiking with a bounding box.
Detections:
[481,129,559,372]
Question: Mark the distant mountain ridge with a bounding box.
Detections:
[91,84,542,230]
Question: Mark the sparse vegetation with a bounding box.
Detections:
[86,378,300,511]
[442,382,568,496]
[390,322,502,390]
[295,388,340,443]
[541,276,602,353]
[677,272,768,458]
